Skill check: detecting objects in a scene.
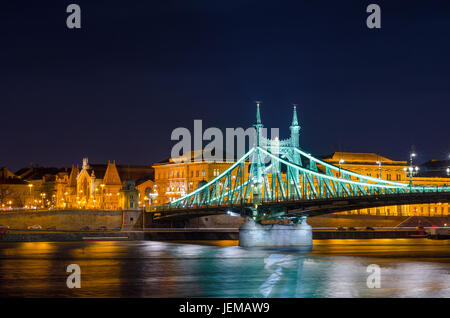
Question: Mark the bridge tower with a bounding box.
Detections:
[287,105,302,199]
[250,101,265,205]
[290,105,300,147]
[239,103,312,248]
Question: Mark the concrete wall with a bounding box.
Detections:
[122,210,143,230]
[307,214,408,228]
[186,215,245,228]
[0,210,123,230]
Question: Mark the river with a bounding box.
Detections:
[0,239,449,297]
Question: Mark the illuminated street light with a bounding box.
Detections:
[404,149,419,189]
[338,159,344,176]
[376,160,382,179]
[27,184,34,209]
[447,154,450,177]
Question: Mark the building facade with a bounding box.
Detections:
[153,153,247,204]
[1,159,154,211]
[54,158,153,210]
[323,152,450,216]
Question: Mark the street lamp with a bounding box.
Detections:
[149,191,158,206]
[376,160,382,179]
[28,184,33,209]
[100,184,105,209]
[447,154,450,177]
[338,159,344,175]
[403,150,419,189]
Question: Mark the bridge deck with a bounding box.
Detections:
[149,191,450,221]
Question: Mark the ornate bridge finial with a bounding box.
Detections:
[291,104,299,128]
[254,101,263,128]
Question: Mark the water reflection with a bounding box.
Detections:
[259,254,304,297]
[0,239,448,297]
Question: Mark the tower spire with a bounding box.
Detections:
[254,101,263,128]
[289,104,301,151]
[290,104,299,128]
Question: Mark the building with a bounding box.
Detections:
[0,167,31,209]
[153,150,250,204]
[135,179,157,207]
[1,159,154,211]
[322,152,450,216]
[54,158,154,210]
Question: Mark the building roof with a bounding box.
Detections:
[15,167,71,181]
[14,161,154,184]
[154,149,238,166]
[82,163,154,182]
[322,152,406,166]
[0,167,16,179]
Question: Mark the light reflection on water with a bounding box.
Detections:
[0,239,448,298]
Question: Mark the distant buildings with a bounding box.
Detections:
[0,158,154,210]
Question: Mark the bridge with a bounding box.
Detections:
[150,104,450,247]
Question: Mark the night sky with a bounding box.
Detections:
[1,1,450,171]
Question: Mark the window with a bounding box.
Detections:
[396,174,401,181]
[202,170,205,177]
[190,171,193,178]
[196,171,199,177]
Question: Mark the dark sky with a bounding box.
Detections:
[1,0,450,171]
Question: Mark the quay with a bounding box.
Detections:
[0,227,436,242]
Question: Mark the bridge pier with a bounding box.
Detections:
[239,216,312,248]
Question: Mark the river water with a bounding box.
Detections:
[0,239,449,298]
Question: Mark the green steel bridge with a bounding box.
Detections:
[150,104,450,223]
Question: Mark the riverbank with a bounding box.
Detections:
[0,228,435,242]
